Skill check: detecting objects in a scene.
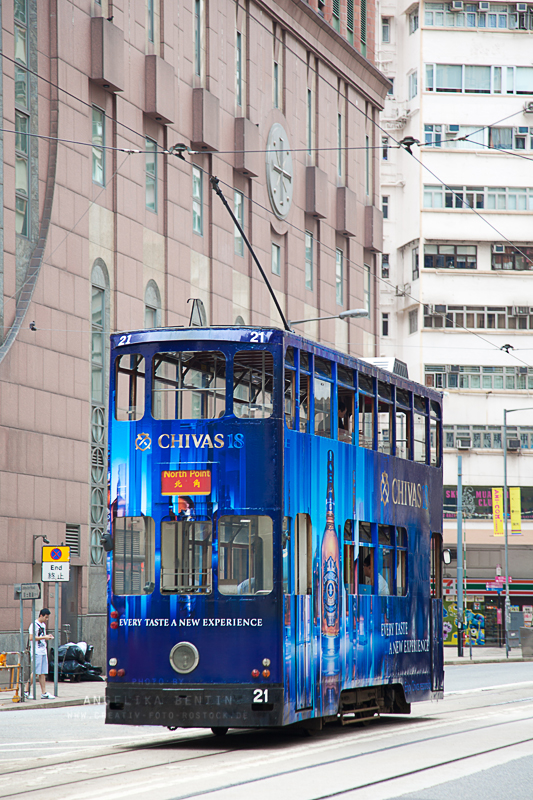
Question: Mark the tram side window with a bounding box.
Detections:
[152,351,226,420]
[396,389,412,460]
[431,532,443,598]
[115,354,145,420]
[314,356,332,437]
[358,521,374,594]
[430,401,441,467]
[218,515,273,595]
[359,394,374,449]
[160,521,212,594]
[338,365,355,444]
[285,347,296,429]
[377,382,393,454]
[294,513,312,594]
[396,527,408,596]
[414,396,428,464]
[377,524,393,595]
[299,354,310,433]
[113,516,155,595]
[344,520,356,594]
[233,351,274,418]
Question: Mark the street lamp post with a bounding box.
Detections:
[289,308,369,327]
[502,406,533,658]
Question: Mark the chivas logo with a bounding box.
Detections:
[135,432,152,451]
[380,472,390,505]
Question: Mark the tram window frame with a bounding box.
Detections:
[338,365,355,444]
[314,356,333,438]
[115,354,146,421]
[377,381,393,454]
[294,513,312,595]
[358,521,374,594]
[395,388,413,460]
[414,395,428,464]
[282,516,290,594]
[284,346,296,429]
[377,524,393,596]
[233,350,274,419]
[358,390,375,449]
[396,527,408,596]
[430,400,442,467]
[160,519,212,594]
[344,520,356,594]
[431,532,443,598]
[299,351,311,433]
[217,514,273,595]
[113,516,155,596]
[152,350,226,420]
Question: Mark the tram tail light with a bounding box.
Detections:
[109,669,117,677]
[117,669,125,677]
[110,621,118,629]
[251,669,260,678]
[262,669,270,678]
[110,610,119,619]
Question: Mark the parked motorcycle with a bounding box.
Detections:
[48,641,104,682]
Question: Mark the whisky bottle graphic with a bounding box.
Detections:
[321,450,340,636]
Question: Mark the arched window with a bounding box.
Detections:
[144,280,161,328]
[90,260,109,566]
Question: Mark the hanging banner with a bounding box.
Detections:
[509,487,522,534]
[492,487,504,536]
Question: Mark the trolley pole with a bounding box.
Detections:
[457,455,463,658]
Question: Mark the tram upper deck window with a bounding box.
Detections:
[358,373,374,449]
[115,354,145,420]
[430,400,441,467]
[395,388,412,460]
[285,347,295,429]
[377,524,393,595]
[377,381,392,454]
[338,365,355,444]
[414,395,428,464]
[160,520,212,594]
[113,516,155,595]
[218,515,273,595]
[344,520,356,594]
[233,351,274,418]
[314,356,332,437]
[299,351,310,433]
[396,527,408,596]
[152,351,226,420]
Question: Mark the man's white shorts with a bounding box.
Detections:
[33,653,48,676]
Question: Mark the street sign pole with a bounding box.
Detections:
[41,545,70,698]
[54,582,59,697]
[457,455,463,657]
[19,593,25,703]
[31,597,36,700]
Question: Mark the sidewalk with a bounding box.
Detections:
[445,645,531,665]
[0,679,106,712]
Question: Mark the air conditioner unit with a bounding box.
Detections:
[424,304,434,315]
[507,438,521,450]
[452,0,464,8]
[511,306,529,315]
[524,101,533,113]
[516,2,527,11]
[479,1,490,9]
[493,244,505,253]
[434,304,447,313]
[457,437,471,449]
[447,124,460,133]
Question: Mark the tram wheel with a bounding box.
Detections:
[211,726,229,737]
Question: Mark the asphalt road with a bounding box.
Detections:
[0,662,531,799]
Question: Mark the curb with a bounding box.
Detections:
[445,657,531,665]
[0,694,105,712]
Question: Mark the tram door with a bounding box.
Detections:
[295,513,313,709]
[430,532,444,692]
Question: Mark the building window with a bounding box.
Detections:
[424,124,442,147]
[273,61,279,108]
[408,71,418,99]
[145,138,157,212]
[412,247,419,280]
[443,424,533,450]
[272,242,281,276]
[236,30,243,107]
[305,231,314,290]
[92,107,105,186]
[333,0,341,31]
[381,254,390,279]
[192,166,203,235]
[382,196,389,219]
[234,190,244,256]
[336,249,344,305]
[382,17,390,42]
[15,110,29,236]
[194,0,202,78]
[424,185,533,211]
[425,63,533,95]
[347,0,355,44]
[387,77,395,96]
[361,0,367,56]
[147,0,154,43]
[425,364,533,391]
[409,309,418,334]
[424,244,477,269]
[424,4,533,31]
[364,263,371,316]
[409,9,419,34]
[145,280,161,328]
[382,313,389,337]
[424,304,533,331]
[382,136,389,160]
[492,245,533,270]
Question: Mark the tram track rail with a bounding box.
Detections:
[1,689,532,800]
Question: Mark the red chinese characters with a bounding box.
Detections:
[161,470,211,496]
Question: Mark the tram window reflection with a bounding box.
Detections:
[338,388,354,443]
[315,377,332,437]
[359,393,374,449]
[218,515,273,595]
[430,400,441,467]
[395,388,412,460]
[344,520,356,594]
[152,351,226,420]
[414,397,428,464]
[233,351,274,418]
[377,383,392,454]
[160,520,212,594]
[113,516,155,595]
[299,371,310,433]
[284,348,296,429]
[358,522,373,594]
[396,527,408,596]
[115,354,145,420]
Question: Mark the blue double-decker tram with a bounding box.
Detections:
[105,326,444,734]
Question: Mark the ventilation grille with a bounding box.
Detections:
[65,525,80,557]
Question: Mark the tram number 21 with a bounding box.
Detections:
[253,688,269,703]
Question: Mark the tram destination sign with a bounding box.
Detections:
[161,469,211,496]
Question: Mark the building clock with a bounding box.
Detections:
[265,123,293,220]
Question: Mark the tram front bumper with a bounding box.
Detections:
[106,683,284,728]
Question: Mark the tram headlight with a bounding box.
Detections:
[109,658,118,667]
[262,658,270,667]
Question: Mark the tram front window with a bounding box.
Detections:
[218,515,273,595]
[233,351,274,418]
[152,351,226,420]
[161,521,212,594]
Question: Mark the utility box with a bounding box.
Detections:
[520,627,533,657]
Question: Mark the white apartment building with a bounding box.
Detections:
[376,1,533,642]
